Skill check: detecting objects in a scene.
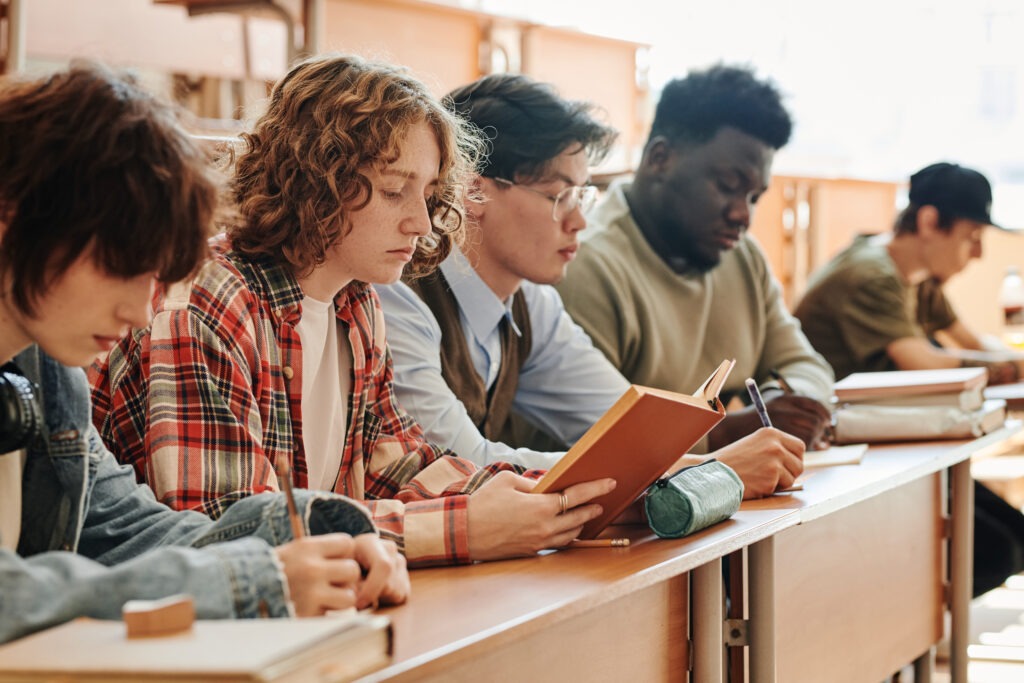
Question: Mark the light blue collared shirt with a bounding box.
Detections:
[376,249,630,470]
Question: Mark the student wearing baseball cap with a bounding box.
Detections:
[795,161,1018,383]
[794,161,1024,596]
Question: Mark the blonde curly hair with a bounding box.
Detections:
[230,53,483,277]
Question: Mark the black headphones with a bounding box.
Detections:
[0,363,42,453]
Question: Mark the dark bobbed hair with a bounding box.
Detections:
[0,62,215,316]
[230,53,484,277]
[443,73,617,183]
[650,64,792,150]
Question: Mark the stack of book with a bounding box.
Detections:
[831,367,1006,443]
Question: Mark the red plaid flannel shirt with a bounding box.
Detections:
[89,235,538,566]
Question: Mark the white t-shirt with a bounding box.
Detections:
[295,296,351,491]
[0,450,25,551]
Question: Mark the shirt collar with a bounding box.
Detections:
[439,249,522,340]
[211,233,369,323]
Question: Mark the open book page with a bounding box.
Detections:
[693,358,737,408]
[804,443,868,468]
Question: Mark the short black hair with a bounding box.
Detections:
[650,64,792,150]
[443,74,617,182]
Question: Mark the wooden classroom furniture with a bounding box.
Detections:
[356,425,1018,683]
[359,508,798,683]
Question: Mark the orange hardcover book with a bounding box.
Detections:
[533,359,735,539]
[833,367,988,403]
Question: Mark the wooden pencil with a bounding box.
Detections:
[275,460,305,539]
[569,538,630,548]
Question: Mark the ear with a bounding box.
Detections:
[637,136,675,176]
[916,205,941,238]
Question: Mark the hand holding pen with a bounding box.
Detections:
[272,459,410,613]
[763,369,833,448]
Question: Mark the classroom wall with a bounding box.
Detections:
[749,176,900,308]
[16,0,1009,328]
[18,0,646,170]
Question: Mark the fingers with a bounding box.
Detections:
[313,532,356,558]
[771,412,827,447]
[325,557,363,585]
[352,534,394,609]
[752,428,804,494]
[561,478,616,510]
[275,536,365,617]
[378,545,410,606]
[312,587,359,614]
[547,525,586,549]
[775,467,797,491]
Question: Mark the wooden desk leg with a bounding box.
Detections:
[913,646,935,683]
[748,537,776,683]
[692,558,724,683]
[950,461,974,683]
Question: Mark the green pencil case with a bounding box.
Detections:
[644,459,744,538]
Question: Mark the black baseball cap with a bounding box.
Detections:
[909,162,1004,229]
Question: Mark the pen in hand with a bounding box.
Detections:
[274,459,305,540]
[745,377,773,428]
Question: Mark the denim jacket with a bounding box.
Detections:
[0,346,376,643]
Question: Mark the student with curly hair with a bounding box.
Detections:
[89,54,613,567]
[0,63,406,644]
[556,65,834,454]
[376,73,805,498]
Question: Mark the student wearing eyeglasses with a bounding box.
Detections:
[375,74,805,499]
[89,55,616,567]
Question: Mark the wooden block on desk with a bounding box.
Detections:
[123,594,195,638]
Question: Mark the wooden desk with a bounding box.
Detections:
[360,509,797,682]
[740,425,1020,683]
[358,426,1018,683]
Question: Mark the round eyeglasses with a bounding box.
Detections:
[491,177,599,222]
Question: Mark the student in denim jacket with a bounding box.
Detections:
[0,63,408,644]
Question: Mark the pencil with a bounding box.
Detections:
[745,377,773,428]
[569,538,630,548]
[275,460,305,539]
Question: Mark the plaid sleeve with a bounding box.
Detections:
[353,297,544,566]
[142,302,279,517]
[96,278,279,519]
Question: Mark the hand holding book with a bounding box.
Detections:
[533,360,736,539]
[467,472,618,560]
